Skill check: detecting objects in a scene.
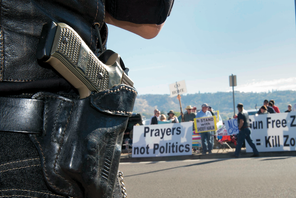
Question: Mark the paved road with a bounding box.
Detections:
[119,156,296,198]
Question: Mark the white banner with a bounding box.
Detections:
[246,112,296,152]
[132,122,192,158]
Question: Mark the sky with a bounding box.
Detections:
[107,0,296,95]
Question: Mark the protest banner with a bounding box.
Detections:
[245,112,296,152]
[192,130,201,147]
[194,116,217,133]
[215,111,227,136]
[132,122,192,158]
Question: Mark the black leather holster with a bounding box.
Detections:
[3,84,137,197]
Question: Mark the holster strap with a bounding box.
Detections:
[0,97,44,134]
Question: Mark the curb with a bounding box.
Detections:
[120,150,296,162]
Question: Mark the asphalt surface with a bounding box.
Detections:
[119,155,296,198]
[120,147,296,162]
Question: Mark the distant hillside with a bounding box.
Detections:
[133,90,296,121]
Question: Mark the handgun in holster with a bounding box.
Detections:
[34,22,136,197]
[37,21,134,98]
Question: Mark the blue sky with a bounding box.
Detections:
[107,0,296,95]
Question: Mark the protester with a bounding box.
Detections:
[196,103,213,155]
[234,103,259,158]
[159,114,172,124]
[167,110,179,123]
[183,105,196,122]
[192,106,197,114]
[258,99,268,114]
[259,105,268,114]
[270,99,280,113]
[150,109,160,125]
[263,99,269,106]
[160,114,166,121]
[208,106,215,116]
[267,101,276,114]
[285,104,292,113]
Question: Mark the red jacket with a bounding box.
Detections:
[273,105,280,113]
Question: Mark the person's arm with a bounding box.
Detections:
[105,12,164,39]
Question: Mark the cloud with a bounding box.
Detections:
[230,77,296,92]
[136,77,296,95]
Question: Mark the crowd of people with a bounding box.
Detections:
[149,99,293,156]
[150,103,215,155]
[257,99,292,114]
[150,109,181,125]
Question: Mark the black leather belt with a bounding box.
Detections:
[0,97,44,134]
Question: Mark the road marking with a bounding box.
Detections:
[120,159,201,165]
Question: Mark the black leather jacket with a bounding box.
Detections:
[0,0,107,95]
[0,0,174,96]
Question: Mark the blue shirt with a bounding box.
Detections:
[196,110,212,118]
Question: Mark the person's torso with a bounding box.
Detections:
[238,110,250,128]
[196,111,211,118]
[267,106,276,113]
[184,113,195,121]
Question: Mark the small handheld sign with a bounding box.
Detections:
[169,80,187,122]
[194,116,217,133]
[169,80,187,97]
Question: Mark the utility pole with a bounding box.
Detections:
[229,74,237,117]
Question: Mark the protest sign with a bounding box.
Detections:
[224,118,239,135]
[169,80,187,97]
[132,122,192,158]
[216,125,228,136]
[194,116,217,133]
[246,112,296,152]
[214,110,220,122]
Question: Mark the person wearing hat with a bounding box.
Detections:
[259,105,268,114]
[208,106,215,116]
[234,103,259,158]
[285,104,292,113]
[192,106,197,113]
[167,110,179,123]
[196,103,214,155]
[183,105,196,122]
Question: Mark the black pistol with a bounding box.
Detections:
[37,22,133,98]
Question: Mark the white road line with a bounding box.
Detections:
[120,159,201,165]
